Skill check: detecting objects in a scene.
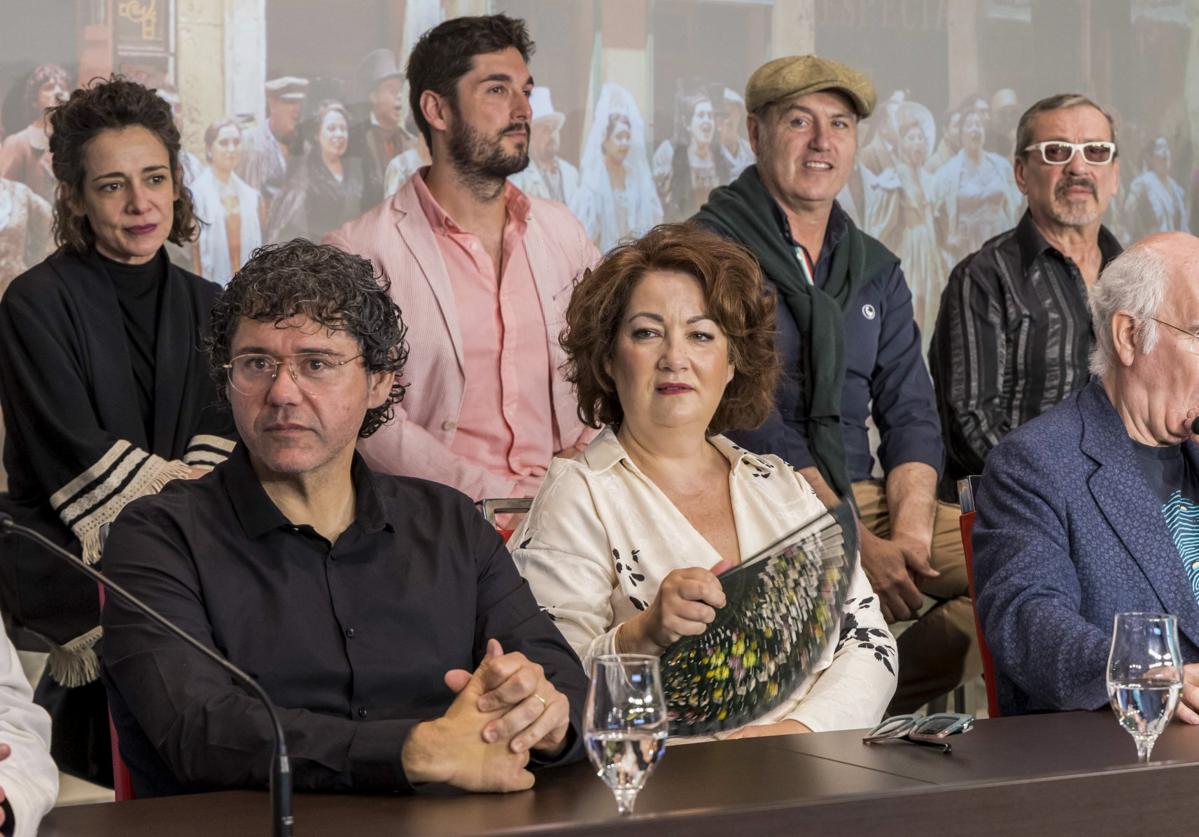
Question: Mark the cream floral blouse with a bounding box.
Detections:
[511,427,897,733]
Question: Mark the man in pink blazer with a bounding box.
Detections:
[326,14,599,500]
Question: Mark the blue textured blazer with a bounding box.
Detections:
[974,378,1199,715]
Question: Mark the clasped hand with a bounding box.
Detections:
[402,639,570,792]
[859,528,939,623]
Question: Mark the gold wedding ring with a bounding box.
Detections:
[532,693,548,709]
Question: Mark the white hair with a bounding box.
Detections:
[1088,244,1168,378]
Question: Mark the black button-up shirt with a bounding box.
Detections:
[728,200,943,483]
[101,445,587,797]
[930,210,1123,498]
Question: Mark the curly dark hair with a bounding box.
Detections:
[406,14,535,146]
[206,239,409,438]
[562,223,778,435]
[47,76,199,256]
[22,64,69,122]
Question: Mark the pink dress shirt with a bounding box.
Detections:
[412,174,553,492]
[325,170,600,501]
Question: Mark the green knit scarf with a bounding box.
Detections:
[693,165,894,496]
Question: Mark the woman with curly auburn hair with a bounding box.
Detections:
[511,223,895,739]
[0,76,236,784]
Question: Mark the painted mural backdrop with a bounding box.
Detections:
[2,0,1198,342]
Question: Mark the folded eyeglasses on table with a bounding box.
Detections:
[862,712,975,753]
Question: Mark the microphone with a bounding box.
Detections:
[1191,416,1199,435]
[0,513,293,837]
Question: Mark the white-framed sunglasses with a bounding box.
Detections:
[862,712,975,753]
[1023,140,1116,166]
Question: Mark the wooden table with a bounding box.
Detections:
[42,711,1199,836]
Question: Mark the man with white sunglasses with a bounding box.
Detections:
[930,93,1124,502]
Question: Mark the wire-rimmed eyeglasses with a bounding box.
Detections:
[223,352,364,397]
[1148,318,1199,355]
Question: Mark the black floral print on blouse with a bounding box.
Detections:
[746,455,775,479]
[834,596,896,675]
[614,547,648,610]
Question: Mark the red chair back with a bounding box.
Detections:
[959,511,1001,718]
[108,712,135,801]
[97,583,137,801]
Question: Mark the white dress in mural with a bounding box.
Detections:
[569,83,663,254]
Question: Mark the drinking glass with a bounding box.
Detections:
[1106,612,1183,763]
[584,654,668,816]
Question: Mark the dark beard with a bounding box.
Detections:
[447,112,529,199]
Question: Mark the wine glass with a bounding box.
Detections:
[584,654,668,816]
[1106,612,1183,763]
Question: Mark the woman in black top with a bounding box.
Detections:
[0,76,237,783]
[267,99,365,242]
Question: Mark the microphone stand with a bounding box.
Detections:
[0,515,294,837]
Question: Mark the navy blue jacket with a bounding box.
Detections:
[975,379,1199,715]
[728,202,943,483]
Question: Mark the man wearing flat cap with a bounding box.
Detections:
[352,49,418,209]
[238,76,308,208]
[509,87,579,206]
[694,55,977,714]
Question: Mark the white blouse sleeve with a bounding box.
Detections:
[786,563,898,732]
[510,461,624,672]
[0,630,58,837]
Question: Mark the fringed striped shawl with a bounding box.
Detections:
[0,248,236,685]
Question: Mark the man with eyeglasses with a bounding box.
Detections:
[974,232,1199,717]
[931,93,1124,502]
[100,240,587,796]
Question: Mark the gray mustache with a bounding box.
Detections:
[1056,177,1096,198]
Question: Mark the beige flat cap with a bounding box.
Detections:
[745,55,875,118]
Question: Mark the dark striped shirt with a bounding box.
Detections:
[929,210,1122,499]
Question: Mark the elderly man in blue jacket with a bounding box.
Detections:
[975,231,1199,718]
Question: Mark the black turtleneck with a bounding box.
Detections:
[97,249,166,440]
